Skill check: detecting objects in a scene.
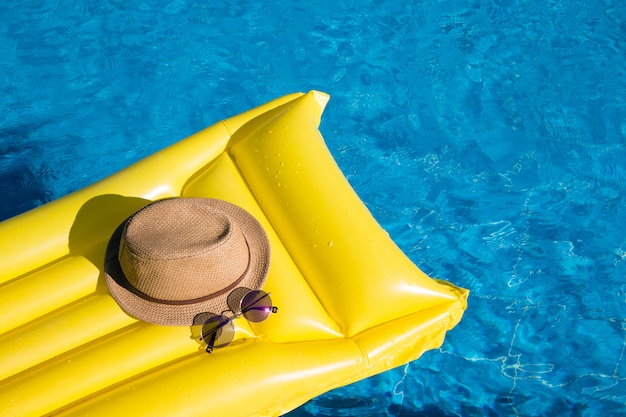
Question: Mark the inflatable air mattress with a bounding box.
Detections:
[0,91,468,417]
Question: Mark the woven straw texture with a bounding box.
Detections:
[104,198,270,326]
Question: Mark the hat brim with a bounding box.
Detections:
[104,198,271,326]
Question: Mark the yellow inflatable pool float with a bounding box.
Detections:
[0,91,468,417]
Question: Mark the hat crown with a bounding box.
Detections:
[118,199,250,303]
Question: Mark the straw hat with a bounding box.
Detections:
[104,198,271,326]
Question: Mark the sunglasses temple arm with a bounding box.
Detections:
[205,330,218,354]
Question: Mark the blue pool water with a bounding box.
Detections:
[1,1,624,416]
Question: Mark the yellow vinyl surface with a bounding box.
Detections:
[0,91,468,417]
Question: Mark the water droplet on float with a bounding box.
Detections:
[327,241,334,247]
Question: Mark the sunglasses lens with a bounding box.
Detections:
[201,315,235,351]
[241,290,273,322]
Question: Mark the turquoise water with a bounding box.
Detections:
[2,1,625,416]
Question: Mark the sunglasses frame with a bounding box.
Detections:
[200,289,278,353]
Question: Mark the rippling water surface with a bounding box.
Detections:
[1,1,624,416]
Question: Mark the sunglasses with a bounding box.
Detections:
[200,289,278,353]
